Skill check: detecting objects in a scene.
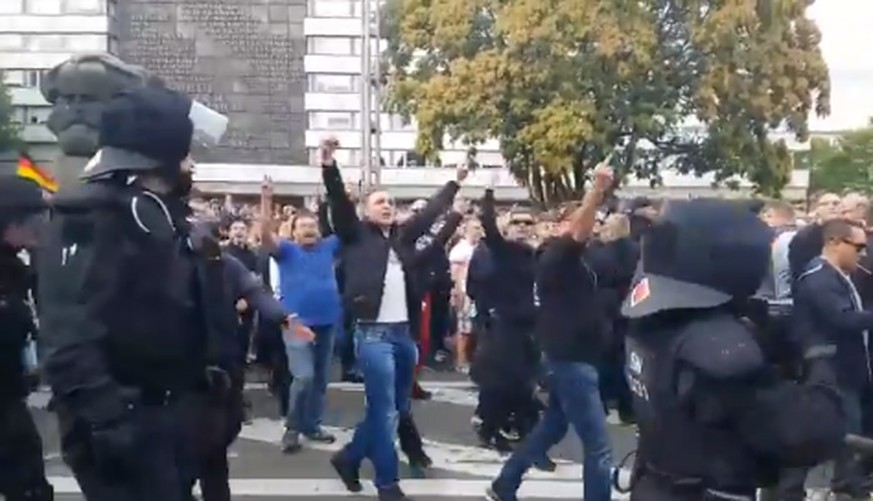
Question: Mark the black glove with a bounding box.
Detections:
[89,411,140,478]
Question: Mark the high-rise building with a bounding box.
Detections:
[0,0,114,167]
[302,0,505,168]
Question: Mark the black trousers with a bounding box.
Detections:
[477,386,539,438]
[59,393,202,501]
[0,399,52,500]
[195,370,244,501]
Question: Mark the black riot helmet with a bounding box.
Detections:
[80,86,227,181]
[621,198,772,318]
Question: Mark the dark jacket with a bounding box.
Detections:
[788,223,824,282]
[0,247,36,402]
[467,243,495,316]
[321,161,458,335]
[793,257,873,389]
[535,235,606,364]
[477,188,537,323]
[224,242,258,273]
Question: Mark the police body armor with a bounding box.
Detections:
[41,180,219,393]
[626,313,765,500]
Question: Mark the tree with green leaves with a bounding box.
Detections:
[0,73,21,154]
[804,122,873,194]
[382,0,830,205]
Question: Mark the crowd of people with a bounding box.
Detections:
[0,82,870,501]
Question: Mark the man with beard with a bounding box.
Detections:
[39,87,232,500]
[40,53,161,187]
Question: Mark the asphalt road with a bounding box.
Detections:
[29,368,833,500]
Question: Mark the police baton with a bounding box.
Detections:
[846,434,873,455]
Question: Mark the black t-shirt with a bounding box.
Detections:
[534,236,605,363]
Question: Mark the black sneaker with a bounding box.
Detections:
[305,429,336,444]
[378,484,412,501]
[281,429,302,454]
[330,451,362,492]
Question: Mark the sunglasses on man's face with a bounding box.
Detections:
[510,219,534,227]
[842,239,867,253]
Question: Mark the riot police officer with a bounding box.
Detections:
[0,176,53,500]
[622,199,846,501]
[38,86,229,501]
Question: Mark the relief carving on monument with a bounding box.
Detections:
[119,0,306,163]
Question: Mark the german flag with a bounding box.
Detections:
[17,153,58,193]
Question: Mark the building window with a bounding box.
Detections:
[66,34,106,51]
[25,0,62,14]
[308,111,359,130]
[107,36,118,54]
[25,70,44,88]
[0,0,24,14]
[307,74,361,93]
[24,107,51,125]
[10,107,26,123]
[63,0,103,14]
[381,113,413,131]
[307,37,356,56]
[27,35,66,51]
[308,0,357,17]
[0,35,26,51]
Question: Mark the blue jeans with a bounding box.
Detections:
[285,324,336,434]
[343,322,418,489]
[493,360,613,501]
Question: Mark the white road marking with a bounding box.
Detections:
[239,417,606,482]
[46,477,626,498]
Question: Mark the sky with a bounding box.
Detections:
[807,0,873,131]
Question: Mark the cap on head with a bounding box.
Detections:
[622,199,772,318]
[81,87,194,179]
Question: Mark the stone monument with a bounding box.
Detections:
[40,52,162,188]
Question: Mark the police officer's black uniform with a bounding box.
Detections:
[622,199,847,501]
[38,87,228,501]
[0,177,53,500]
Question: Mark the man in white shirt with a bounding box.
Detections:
[448,218,482,371]
[318,138,467,501]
